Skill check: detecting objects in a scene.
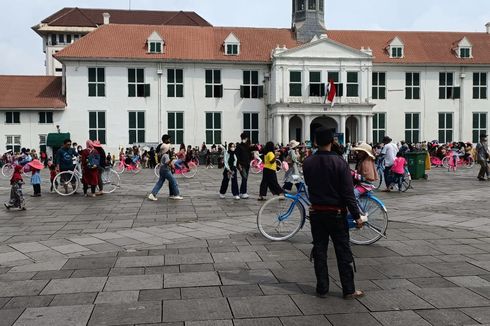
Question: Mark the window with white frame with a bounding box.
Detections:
[128,68,149,97]
[406,72,421,100]
[39,112,53,124]
[460,47,471,58]
[473,113,487,143]
[309,71,324,97]
[6,136,21,153]
[168,69,184,98]
[149,41,162,53]
[346,72,359,97]
[205,70,223,98]
[438,113,453,143]
[168,112,184,145]
[372,72,386,100]
[226,44,239,55]
[129,111,145,144]
[405,113,420,144]
[5,112,20,124]
[439,72,459,99]
[373,113,386,144]
[390,47,403,58]
[473,72,487,99]
[308,0,316,10]
[289,71,302,97]
[243,113,259,144]
[89,111,106,144]
[205,112,221,145]
[39,134,47,153]
[224,33,240,56]
[241,71,263,98]
[88,67,105,97]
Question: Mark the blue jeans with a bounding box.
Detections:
[151,167,179,197]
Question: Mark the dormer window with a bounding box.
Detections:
[388,36,404,59]
[147,31,164,54]
[224,33,240,56]
[455,37,473,59]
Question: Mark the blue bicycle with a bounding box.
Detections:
[257,176,388,245]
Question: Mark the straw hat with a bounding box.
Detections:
[289,140,300,149]
[28,159,44,170]
[352,143,375,159]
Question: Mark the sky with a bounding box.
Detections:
[1,0,489,75]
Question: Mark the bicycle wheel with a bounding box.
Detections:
[350,196,388,245]
[1,164,13,178]
[442,157,450,169]
[154,164,161,177]
[53,171,79,196]
[400,171,411,193]
[182,162,197,178]
[464,157,474,169]
[250,162,261,174]
[101,169,120,194]
[375,170,384,190]
[132,162,142,174]
[113,161,125,174]
[257,196,304,241]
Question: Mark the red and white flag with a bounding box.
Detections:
[324,79,336,109]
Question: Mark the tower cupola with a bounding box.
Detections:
[292,0,326,42]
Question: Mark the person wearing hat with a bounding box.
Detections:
[476,134,489,181]
[27,159,44,197]
[351,142,378,198]
[149,140,183,201]
[283,140,301,191]
[4,165,26,210]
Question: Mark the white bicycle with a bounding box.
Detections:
[53,164,120,196]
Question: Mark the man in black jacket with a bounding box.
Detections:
[235,132,252,199]
[303,127,364,300]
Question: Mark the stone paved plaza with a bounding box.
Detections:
[0,166,490,325]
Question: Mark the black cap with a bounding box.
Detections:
[382,136,392,143]
[314,127,334,146]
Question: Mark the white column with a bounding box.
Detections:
[282,115,290,146]
[304,115,312,143]
[367,115,373,144]
[360,115,367,143]
[339,115,347,143]
[274,115,282,145]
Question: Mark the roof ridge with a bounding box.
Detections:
[161,11,184,25]
[47,7,77,25]
[102,23,292,31]
[330,29,488,35]
[75,7,98,27]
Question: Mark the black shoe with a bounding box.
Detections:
[478,177,486,181]
[316,292,328,299]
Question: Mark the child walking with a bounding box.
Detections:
[4,165,26,210]
[28,159,44,197]
[49,163,57,192]
[258,142,283,201]
[391,152,407,192]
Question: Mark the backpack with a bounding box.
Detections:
[87,151,100,168]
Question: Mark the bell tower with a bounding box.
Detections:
[292,0,326,42]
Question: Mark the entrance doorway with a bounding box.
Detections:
[310,116,338,142]
[346,116,359,144]
[289,116,302,142]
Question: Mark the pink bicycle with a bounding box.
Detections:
[154,162,198,178]
[442,153,474,172]
[250,158,284,174]
[113,159,142,174]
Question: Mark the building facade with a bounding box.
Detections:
[1,0,490,154]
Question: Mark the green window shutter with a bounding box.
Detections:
[129,112,136,129]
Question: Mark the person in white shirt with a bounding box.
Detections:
[380,136,398,191]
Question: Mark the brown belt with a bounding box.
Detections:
[310,205,347,213]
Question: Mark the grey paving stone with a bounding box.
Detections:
[181,287,222,299]
[327,313,382,326]
[371,311,432,326]
[88,302,161,325]
[229,295,301,318]
[163,298,232,322]
[408,277,458,288]
[415,309,477,326]
[373,264,438,278]
[49,292,97,307]
[270,268,317,283]
[109,267,145,276]
[461,307,490,324]
[445,276,490,287]
[41,277,107,295]
[105,274,163,291]
[0,309,25,326]
[422,262,488,277]
[233,318,282,326]
[62,257,117,270]
[411,287,490,308]
[0,297,10,309]
[469,286,490,299]
[185,321,233,326]
[165,253,213,265]
[358,289,433,311]
[259,283,303,295]
[291,293,367,315]
[280,315,332,326]
[257,251,307,262]
[220,285,263,297]
[372,279,420,290]
[4,295,53,309]
[0,272,36,281]
[71,268,109,278]
[164,272,221,288]
[9,260,67,273]
[211,252,261,264]
[179,264,215,273]
[32,270,74,280]
[14,305,93,326]
[95,290,139,304]
[219,270,277,285]
[0,280,48,297]
[115,256,165,268]
[138,288,181,301]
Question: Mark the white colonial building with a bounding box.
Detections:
[1,0,490,154]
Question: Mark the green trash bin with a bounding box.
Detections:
[405,151,427,180]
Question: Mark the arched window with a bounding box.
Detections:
[297,0,305,11]
[308,0,316,10]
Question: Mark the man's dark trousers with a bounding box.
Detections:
[310,211,355,295]
[239,165,249,195]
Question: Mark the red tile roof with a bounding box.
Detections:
[54,24,490,65]
[55,24,300,63]
[41,7,212,27]
[0,76,65,109]
[327,30,490,64]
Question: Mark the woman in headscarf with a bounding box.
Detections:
[283,140,301,192]
[81,140,100,197]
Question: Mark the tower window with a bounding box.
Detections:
[297,0,305,11]
[319,0,324,11]
[308,0,316,10]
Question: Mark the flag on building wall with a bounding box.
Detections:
[324,79,336,109]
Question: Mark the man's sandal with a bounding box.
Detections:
[343,290,365,300]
